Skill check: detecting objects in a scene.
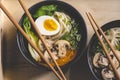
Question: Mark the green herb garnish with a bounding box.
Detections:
[33,5,57,18]
[61,22,81,49]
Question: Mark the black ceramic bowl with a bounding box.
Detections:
[87,20,120,80]
[17,0,87,70]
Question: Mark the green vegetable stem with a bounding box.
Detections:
[23,17,39,46]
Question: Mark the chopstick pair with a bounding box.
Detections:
[0,1,66,80]
[18,1,66,80]
[86,12,120,80]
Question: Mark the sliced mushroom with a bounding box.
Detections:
[38,39,54,52]
[109,50,120,69]
[101,68,115,80]
[44,50,58,62]
[93,53,109,68]
[54,40,70,58]
[45,39,54,48]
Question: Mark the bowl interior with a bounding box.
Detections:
[87,20,120,80]
[17,0,87,69]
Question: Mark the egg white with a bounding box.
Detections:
[35,15,60,36]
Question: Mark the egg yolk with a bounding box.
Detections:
[44,19,58,31]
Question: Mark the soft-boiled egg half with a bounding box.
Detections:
[35,15,60,36]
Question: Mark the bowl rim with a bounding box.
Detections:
[17,0,87,70]
[87,20,120,80]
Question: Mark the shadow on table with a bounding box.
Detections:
[70,49,96,80]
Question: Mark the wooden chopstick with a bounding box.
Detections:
[18,0,66,80]
[0,2,63,80]
[88,12,120,64]
[86,12,120,80]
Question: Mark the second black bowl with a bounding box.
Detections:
[87,20,120,80]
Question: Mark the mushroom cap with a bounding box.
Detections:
[44,50,58,62]
[109,50,120,70]
[38,39,55,52]
[101,68,115,80]
[54,40,70,58]
[93,53,109,68]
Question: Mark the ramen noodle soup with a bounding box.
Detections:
[92,28,120,80]
[22,5,81,67]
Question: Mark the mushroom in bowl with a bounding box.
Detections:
[17,0,87,69]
